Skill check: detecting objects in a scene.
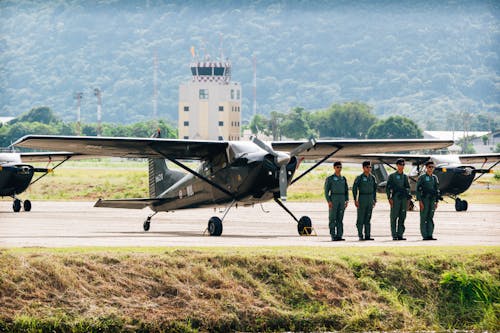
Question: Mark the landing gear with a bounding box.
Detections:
[207,216,223,236]
[11,197,32,212]
[297,216,312,235]
[142,212,157,231]
[274,197,314,236]
[13,199,21,212]
[407,199,415,211]
[143,218,151,231]
[455,198,468,211]
[23,200,31,212]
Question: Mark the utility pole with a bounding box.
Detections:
[153,51,158,130]
[252,54,257,117]
[94,88,102,136]
[73,92,83,135]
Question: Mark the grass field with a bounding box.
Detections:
[0,246,498,332]
[5,159,500,203]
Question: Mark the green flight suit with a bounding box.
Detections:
[416,173,440,239]
[386,171,410,239]
[324,174,349,239]
[352,173,377,239]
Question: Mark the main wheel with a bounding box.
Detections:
[208,216,223,236]
[461,200,468,211]
[13,199,21,212]
[297,216,312,235]
[23,200,32,212]
[455,198,463,211]
[143,219,151,231]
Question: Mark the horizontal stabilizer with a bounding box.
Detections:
[94,198,161,209]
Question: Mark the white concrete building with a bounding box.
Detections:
[178,60,241,141]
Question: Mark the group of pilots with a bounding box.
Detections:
[324,159,440,241]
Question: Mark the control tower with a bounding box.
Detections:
[178,58,241,140]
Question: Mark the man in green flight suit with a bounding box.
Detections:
[352,160,377,241]
[416,160,440,240]
[324,161,349,241]
[386,158,410,241]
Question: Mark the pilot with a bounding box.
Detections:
[324,161,349,241]
[352,160,377,241]
[416,160,440,240]
[386,158,410,240]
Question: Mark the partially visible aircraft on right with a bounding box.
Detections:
[364,153,500,211]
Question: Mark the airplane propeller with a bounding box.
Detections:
[250,136,316,201]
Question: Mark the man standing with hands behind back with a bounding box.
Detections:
[386,158,410,241]
[324,161,349,241]
[352,161,377,241]
[417,160,440,240]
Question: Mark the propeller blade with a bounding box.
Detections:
[279,165,288,201]
[250,136,276,156]
[290,137,317,157]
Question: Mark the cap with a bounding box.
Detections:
[396,158,405,165]
[425,160,434,166]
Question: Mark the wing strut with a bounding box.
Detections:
[30,155,72,186]
[291,146,342,185]
[166,156,236,199]
[473,160,500,182]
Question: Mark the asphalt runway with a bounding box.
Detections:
[0,201,499,247]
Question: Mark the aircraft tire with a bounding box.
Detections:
[143,219,151,232]
[13,199,21,212]
[208,216,223,236]
[23,200,32,212]
[297,216,312,235]
[462,200,468,211]
[455,198,463,212]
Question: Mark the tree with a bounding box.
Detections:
[367,116,423,139]
[309,102,377,138]
[249,114,270,136]
[279,107,314,140]
[9,107,60,125]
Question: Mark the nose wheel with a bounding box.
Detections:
[12,198,31,212]
[455,198,468,211]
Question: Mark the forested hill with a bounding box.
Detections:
[1,1,498,129]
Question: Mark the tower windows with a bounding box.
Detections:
[184,106,189,112]
[183,121,189,126]
[199,89,209,99]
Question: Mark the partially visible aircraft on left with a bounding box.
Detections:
[0,148,80,212]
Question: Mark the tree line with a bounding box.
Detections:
[248,102,423,140]
[0,107,177,147]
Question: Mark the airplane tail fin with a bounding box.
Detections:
[148,159,185,198]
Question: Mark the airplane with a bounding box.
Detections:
[0,148,80,212]
[364,153,500,211]
[13,133,452,236]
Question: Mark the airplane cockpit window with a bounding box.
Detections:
[200,151,228,176]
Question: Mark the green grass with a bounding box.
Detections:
[0,246,498,332]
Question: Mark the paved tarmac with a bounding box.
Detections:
[0,201,499,247]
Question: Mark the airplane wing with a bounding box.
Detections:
[14,136,452,162]
[457,153,500,164]
[19,151,86,163]
[14,135,228,160]
[271,139,453,161]
[335,152,500,165]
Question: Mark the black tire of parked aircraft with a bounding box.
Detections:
[208,216,223,236]
[23,200,31,212]
[297,216,312,235]
[13,199,21,212]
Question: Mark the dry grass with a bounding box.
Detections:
[0,247,498,332]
